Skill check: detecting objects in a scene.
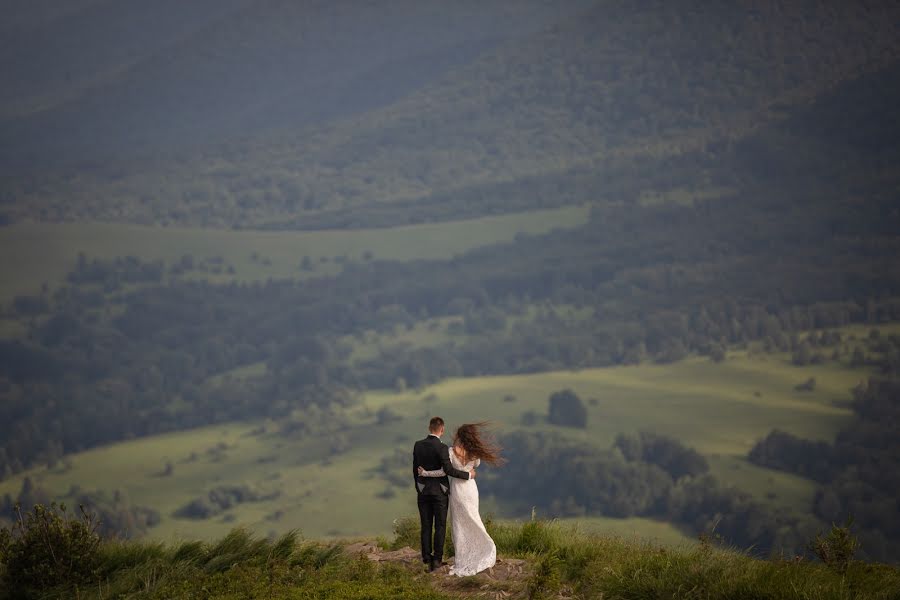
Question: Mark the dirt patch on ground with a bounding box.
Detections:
[344,541,574,599]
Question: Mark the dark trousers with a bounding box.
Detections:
[417,493,449,564]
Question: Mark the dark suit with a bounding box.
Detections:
[412,434,470,564]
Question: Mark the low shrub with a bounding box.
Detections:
[809,519,860,574]
[1,502,102,598]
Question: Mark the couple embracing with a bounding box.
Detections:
[412,416,504,576]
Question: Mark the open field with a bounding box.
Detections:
[0,204,589,303]
[0,347,869,545]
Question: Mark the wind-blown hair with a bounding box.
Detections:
[453,422,505,466]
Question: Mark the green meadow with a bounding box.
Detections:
[0,204,589,303]
[0,348,865,545]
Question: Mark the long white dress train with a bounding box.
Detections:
[421,447,496,576]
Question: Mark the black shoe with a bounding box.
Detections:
[429,559,448,572]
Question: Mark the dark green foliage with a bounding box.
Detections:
[1,502,101,598]
[749,429,834,482]
[526,550,561,599]
[375,405,402,425]
[521,410,539,426]
[173,484,279,520]
[809,519,860,574]
[749,377,900,562]
[615,430,709,480]
[794,377,817,392]
[547,389,587,428]
[12,295,49,316]
[68,255,165,289]
[7,0,899,229]
[487,431,812,557]
[0,526,10,562]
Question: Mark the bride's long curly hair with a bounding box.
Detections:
[453,422,506,466]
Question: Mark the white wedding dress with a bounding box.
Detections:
[420,447,496,576]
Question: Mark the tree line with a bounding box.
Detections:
[483,430,821,559]
[749,371,900,563]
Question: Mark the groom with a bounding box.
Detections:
[413,416,475,571]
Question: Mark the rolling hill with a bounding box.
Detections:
[0,0,590,168]
[3,0,899,229]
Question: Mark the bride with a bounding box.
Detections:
[417,422,504,576]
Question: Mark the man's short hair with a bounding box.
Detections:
[429,417,444,432]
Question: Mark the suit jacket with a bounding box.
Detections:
[413,435,470,496]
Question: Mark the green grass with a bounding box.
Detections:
[0,204,589,303]
[0,348,868,545]
[0,527,451,600]
[637,185,736,207]
[339,316,464,362]
[204,361,268,386]
[556,515,696,547]
[5,518,898,600]
[388,515,900,599]
[494,519,900,600]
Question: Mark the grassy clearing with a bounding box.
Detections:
[340,304,597,363]
[204,361,268,386]
[0,204,589,303]
[0,349,866,545]
[637,185,736,207]
[340,316,464,362]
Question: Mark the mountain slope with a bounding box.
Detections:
[3,0,898,228]
[0,0,590,169]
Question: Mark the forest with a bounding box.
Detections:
[749,370,900,563]
[3,1,900,229]
[487,430,822,560]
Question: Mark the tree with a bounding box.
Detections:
[794,377,816,392]
[547,389,587,428]
[792,341,813,365]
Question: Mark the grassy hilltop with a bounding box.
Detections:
[2,509,899,600]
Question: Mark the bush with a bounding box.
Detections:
[390,516,421,550]
[547,389,587,428]
[526,550,562,599]
[809,519,860,574]
[1,502,102,598]
[388,514,455,557]
[794,377,817,392]
[376,405,402,425]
